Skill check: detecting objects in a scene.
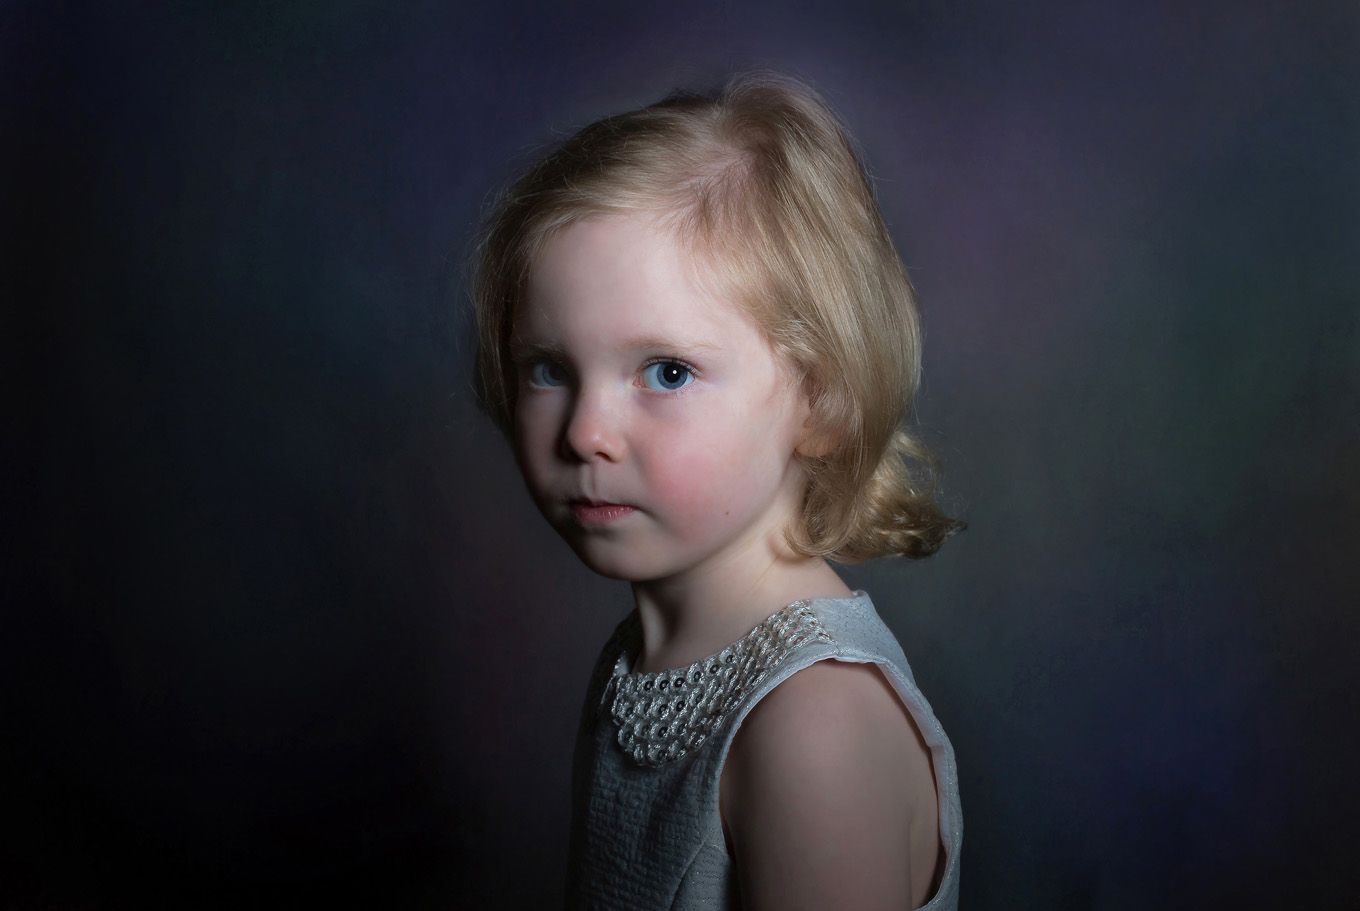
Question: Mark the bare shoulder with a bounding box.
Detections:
[720,660,942,910]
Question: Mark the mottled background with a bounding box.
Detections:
[5,1,1357,907]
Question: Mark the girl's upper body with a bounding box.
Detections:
[469,70,967,910]
[566,589,962,910]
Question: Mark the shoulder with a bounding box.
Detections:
[724,659,933,786]
[720,659,940,910]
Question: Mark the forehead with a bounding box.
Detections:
[515,213,744,345]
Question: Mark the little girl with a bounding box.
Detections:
[468,70,966,910]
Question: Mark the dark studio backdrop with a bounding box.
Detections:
[4,1,1357,907]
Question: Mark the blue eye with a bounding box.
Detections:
[529,360,569,387]
[642,360,695,392]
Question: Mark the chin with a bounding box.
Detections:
[571,546,644,581]
[566,538,669,583]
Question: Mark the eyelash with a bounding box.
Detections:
[642,357,698,393]
[524,357,699,394]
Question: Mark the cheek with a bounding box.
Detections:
[513,399,560,491]
[644,412,787,530]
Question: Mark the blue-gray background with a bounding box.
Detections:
[5,1,1357,907]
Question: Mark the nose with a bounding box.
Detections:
[560,385,626,463]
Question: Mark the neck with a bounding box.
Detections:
[629,544,855,675]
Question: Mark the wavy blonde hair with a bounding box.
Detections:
[466,69,965,562]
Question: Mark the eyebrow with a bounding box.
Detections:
[508,334,722,359]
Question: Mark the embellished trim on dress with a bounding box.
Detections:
[601,601,835,767]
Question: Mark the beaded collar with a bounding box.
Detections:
[601,599,837,767]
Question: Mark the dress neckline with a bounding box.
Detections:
[603,590,868,766]
[613,589,870,681]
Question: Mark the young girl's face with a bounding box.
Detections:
[509,212,813,584]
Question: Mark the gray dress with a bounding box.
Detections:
[564,590,963,910]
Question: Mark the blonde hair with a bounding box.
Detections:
[466,69,966,562]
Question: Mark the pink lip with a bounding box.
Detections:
[569,500,637,526]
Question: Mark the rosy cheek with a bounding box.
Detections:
[646,420,769,529]
[649,457,721,524]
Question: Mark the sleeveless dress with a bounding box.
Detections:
[564,590,963,910]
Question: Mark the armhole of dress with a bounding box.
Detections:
[852,655,961,911]
[860,658,948,908]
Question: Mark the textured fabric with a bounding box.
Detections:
[564,590,963,910]
[605,600,835,767]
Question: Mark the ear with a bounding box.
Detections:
[792,374,836,459]
[796,418,836,459]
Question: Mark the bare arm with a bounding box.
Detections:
[720,660,942,910]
